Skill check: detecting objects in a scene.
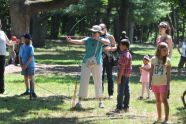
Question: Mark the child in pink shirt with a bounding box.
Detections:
[138,55,151,99]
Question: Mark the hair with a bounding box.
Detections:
[158,21,171,35]
[155,42,168,65]
[120,39,130,49]
[99,23,106,29]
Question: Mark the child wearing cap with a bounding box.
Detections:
[138,55,151,100]
[19,33,37,98]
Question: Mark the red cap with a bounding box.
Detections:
[11,36,17,41]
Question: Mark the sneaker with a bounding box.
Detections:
[0,90,5,94]
[162,121,170,124]
[20,91,30,96]
[137,96,143,100]
[109,95,113,99]
[99,102,104,108]
[146,97,150,99]
[123,108,129,113]
[32,92,37,98]
[153,120,162,124]
[74,102,82,110]
[113,108,122,113]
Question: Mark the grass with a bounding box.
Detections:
[1,40,185,124]
[34,41,181,68]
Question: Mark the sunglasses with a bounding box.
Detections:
[92,32,99,34]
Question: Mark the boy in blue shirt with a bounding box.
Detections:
[19,33,37,98]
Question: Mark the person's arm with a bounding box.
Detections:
[139,67,142,74]
[149,64,154,90]
[4,34,12,46]
[141,67,151,72]
[19,56,23,66]
[116,55,126,84]
[66,37,85,45]
[21,56,34,70]
[97,37,110,45]
[117,66,124,84]
[167,36,173,58]
[104,35,117,52]
[167,65,171,90]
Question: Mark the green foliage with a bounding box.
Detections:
[63,0,103,16]
[0,0,10,34]
[129,0,171,24]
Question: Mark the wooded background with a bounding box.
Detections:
[0,0,186,47]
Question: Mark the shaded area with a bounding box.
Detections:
[0,95,69,124]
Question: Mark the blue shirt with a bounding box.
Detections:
[83,37,104,64]
[19,44,35,68]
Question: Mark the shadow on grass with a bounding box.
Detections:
[175,107,186,124]
[144,99,156,104]
[18,113,148,124]
[0,95,69,124]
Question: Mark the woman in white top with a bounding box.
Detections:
[0,19,10,93]
[177,38,186,75]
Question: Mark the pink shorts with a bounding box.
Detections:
[152,85,167,93]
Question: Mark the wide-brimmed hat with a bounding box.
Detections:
[89,25,102,33]
[143,55,150,61]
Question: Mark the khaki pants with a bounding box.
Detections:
[78,63,103,98]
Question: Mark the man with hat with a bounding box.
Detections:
[66,25,110,108]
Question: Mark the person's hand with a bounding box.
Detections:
[116,79,121,84]
[66,37,72,42]
[21,65,27,70]
[139,67,143,70]
[149,83,152,90]
[104,46,111,51]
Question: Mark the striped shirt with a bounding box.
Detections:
[118,50,132,77]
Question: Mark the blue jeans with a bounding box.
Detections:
[102,56,114,96]
[117,76,130,110]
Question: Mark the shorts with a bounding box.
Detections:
[21,67,35,76]
[152,85,167,93]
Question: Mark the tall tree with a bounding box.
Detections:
[9,0,79,41]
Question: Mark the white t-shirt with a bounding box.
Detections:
[0,30,7,56]
[181,42,186,57]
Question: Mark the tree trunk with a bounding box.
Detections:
[50,14,61,39]
[182,16,185,38]
[119,0,129,34]
[129,22,135,43]
[9,0,79,46]
[113,14,120,43]
[9,0,31,37]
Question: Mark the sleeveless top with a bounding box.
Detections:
[156,36,168,46]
